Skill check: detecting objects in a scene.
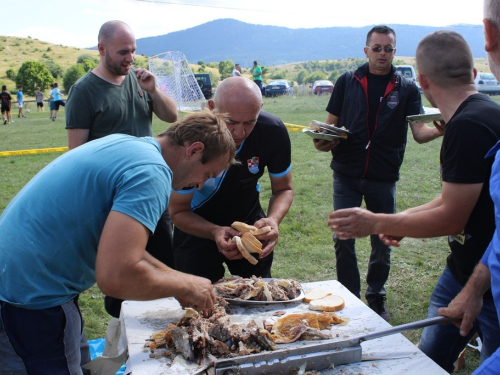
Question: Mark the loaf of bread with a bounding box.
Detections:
[251,226,272,235]
[303,288,332,303]
[308,295,345,312]
[241,232,263,254]
[231,221,257,232]
[232,236,258,265]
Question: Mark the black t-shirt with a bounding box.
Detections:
[179,110,292,226]
[0,91,12,105]
[442,94,500,291]
[367,72,392,136]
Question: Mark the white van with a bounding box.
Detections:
[395,65,421,93]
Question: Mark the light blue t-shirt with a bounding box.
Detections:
[0,134,172,309]
[53,88,62,101]
[16,90,23,104]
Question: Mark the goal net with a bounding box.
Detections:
[148,51,206,111]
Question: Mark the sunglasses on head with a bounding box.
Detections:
[368,46,395,53]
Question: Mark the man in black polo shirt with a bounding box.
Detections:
[314,25,443,321]
[169,76,293,283]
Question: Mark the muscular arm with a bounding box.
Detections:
[409,121,444,144]
[67,128,90,150]
[95,211,216,309]
[329,181,483,239]
[134,68,177,123]
[438,262,491,336]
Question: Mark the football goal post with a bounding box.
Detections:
[148,51,206,111]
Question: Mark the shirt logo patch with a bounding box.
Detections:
[387,91,399,109]
[247,157,260,174]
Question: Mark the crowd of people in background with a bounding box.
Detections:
[1,82,66,124]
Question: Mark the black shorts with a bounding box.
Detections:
[54,100,65,110]
[1,104,10,113]
[37,102,43,108]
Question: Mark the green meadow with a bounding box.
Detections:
[2,93,497,374]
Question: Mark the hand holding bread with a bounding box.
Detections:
[230,221,274,264]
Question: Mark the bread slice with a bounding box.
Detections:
[232,221,257,232]
[303,288,332,303]
[232,236,258,265]
[308,295,345,312]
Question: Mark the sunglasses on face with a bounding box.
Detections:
[367,46,395,53]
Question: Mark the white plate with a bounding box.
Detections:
[222,278,305,305]
[406,113,443,123]
[302,128,345,141]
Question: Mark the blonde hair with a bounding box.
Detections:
[158,109,237,167]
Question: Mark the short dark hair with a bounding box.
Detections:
[416,30,473,87]
[18,85,22,89]
[2,85,6,91]
[366,25,396,46]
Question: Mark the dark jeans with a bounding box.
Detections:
[0,298,90,375]
[419,267,500,373]
[254,79,263,92]
[104,209,174,318]
[332,172,395,299]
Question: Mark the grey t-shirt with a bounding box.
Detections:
[65,71,154,141]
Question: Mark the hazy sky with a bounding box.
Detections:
[1,0,484,48]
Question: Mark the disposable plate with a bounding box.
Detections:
[406,113,443,123]
[302,128,346,141]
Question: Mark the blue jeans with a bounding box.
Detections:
[419,267,500,373]
[332,173,395,299]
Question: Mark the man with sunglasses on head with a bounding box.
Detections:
[313,25,442,321]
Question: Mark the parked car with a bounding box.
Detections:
[194,73,213,99]
[312,80,334,95]
[395,65,422,93]
[264,80,293,97]
[475,72,500,95]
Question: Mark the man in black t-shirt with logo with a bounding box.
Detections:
[314,25,442,321]
[1,85,12,125]
[328,30,500,373]
[169,77,293,283]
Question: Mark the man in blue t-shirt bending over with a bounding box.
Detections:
[0,110,236,374]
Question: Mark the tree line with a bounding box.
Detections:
[6,54,409,97]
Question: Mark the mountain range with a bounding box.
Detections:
[133,19,486,67]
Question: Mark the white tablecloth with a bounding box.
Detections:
[120,280,448,374]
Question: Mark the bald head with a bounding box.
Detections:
[209,77,263,146]
[213,77,262,110]
[98,20,134,46]
[416,30,474,88]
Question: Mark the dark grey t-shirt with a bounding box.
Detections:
[65,71,154,141]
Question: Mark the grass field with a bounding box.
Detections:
[2,93,498,373]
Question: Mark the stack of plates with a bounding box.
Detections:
[302,120,351,141]
[406,113,443,123]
